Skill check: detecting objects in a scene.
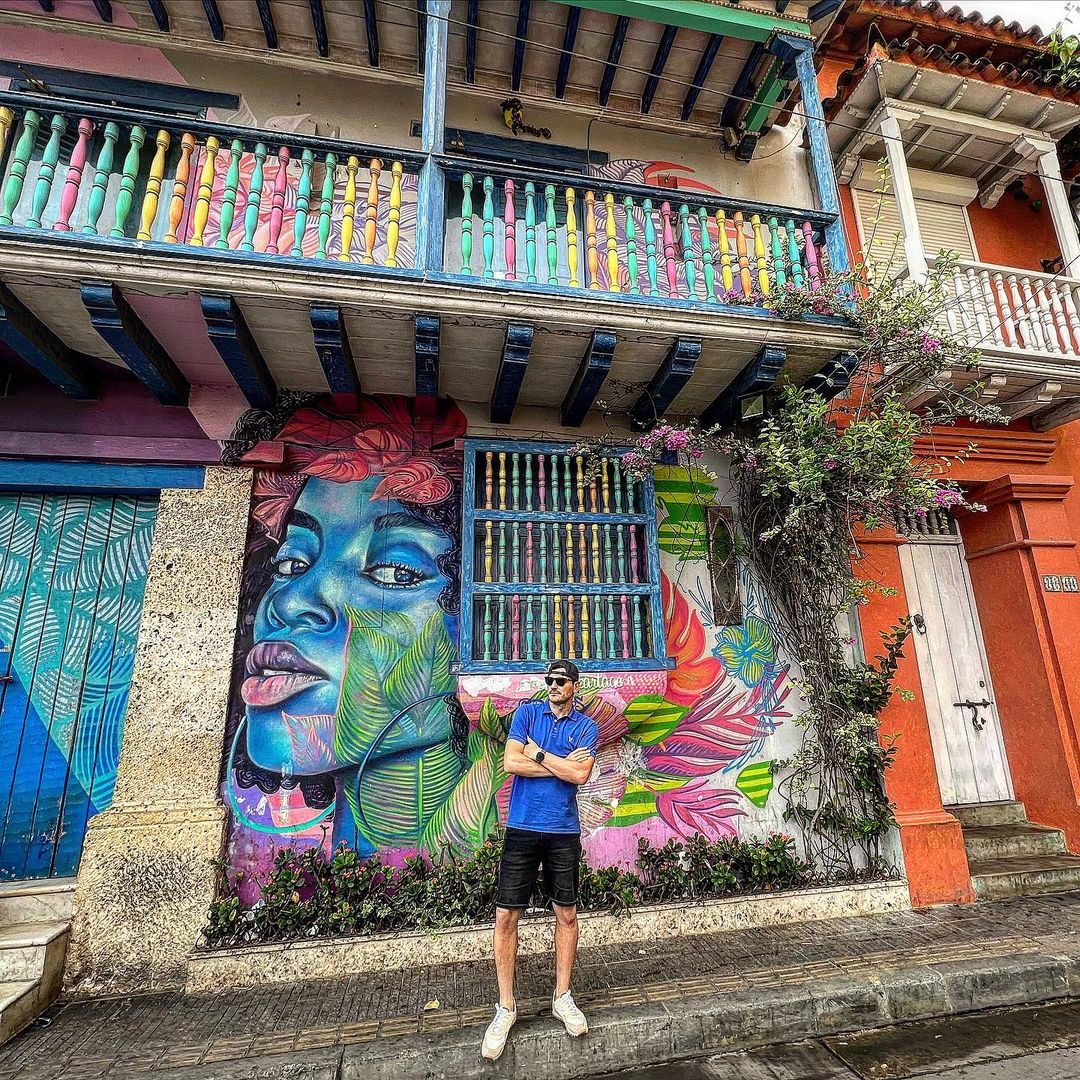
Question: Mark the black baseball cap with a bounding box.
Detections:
[546,659,580,681]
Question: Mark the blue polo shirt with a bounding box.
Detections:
[506,699,599,834]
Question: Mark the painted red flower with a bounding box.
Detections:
[373,459,455,505]
[662,571,724,706]
[252,472,306,540]
[290,447,373,483]
[353,425,412,461]
[655,779,745,839]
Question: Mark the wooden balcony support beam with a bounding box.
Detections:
[147,0,169,32]
[200,293,277,409]
[641,24,677,115]
[363,0,380,66]
[254,0,278,49]
[630,336,701,429]
[416,0,427,74]
[465,0,478,82]
[81,281,188,406]
[489,322,535,424]
[600,16,630,107]
[36,0,53,11]
[415,312,440,403]
[1033,394,1080,431]
[308,0,329,58]
[561,329,616,428]
[681,33,722,121]
[92,0,112,22]
[0,281,97,399]
[310,304,361,402]
[700,344,784,430]
[555,5,580,100]
[804,349,858,401]
[721,42,765,129]
[512,0,531,93]
[1000,379,1063,421]
[201,0,224,41]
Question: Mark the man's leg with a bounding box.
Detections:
[494,906,522,1008]
[552,902,578,997]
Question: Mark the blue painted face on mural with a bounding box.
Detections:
[242,475,454,776]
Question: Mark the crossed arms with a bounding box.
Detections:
[503,739,594,786]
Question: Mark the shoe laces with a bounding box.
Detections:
[554,990,583,1018]
[490,1004,515,1035]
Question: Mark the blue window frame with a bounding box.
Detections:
[458,437,671,673]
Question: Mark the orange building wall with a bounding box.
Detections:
[966,176,1063,272]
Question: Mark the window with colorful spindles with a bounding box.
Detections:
[460,439,669,673]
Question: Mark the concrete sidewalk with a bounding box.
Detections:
[4,890,1080,1079]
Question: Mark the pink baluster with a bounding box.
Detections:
[661,201,679,298]
[266,146,291,255]
[511,595,521,660]
[503,177,516,280]
[620,595,631,658]
[629,526,639,583]
[803,221,821,290]
[54,117,94,232]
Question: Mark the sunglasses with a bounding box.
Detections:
[544,676,571,687]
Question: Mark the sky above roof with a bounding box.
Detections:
[944,0,1072,35]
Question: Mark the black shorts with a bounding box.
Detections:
[497,827,582,909]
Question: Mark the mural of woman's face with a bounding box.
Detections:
[242,475,453,775]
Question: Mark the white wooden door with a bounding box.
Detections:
[899,514,1013,805]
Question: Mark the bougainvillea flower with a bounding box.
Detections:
[656,779,745,839]
[662,571,725,706]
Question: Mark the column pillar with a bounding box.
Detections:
[1027,136,1080,275]
[878,105,928,283]
[415,0,449,273]
[856,529,975,906]
[65,467,253,995]
[961,475,1080,848]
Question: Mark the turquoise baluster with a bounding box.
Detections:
[625,469,636,514]
[699,205,716,302]
[82,120,119,235]
[511,452,520,509]
[525,595,535,659]
[612,460,624,513]
[539,523,548,584]
[679,204,695,299]
[460,172,473,274]
[562,452,571,509]
[27,114,66,228]
[549,452,558,511]
[481,175,494,278]
[632,596,644,657]
[483,595,493,661]
[787,217,804,288]
[241,142,267,252]
[539,596,550,656]
[593,596,603,657]
[216,138,244,249]
[498,522,508,582]
[552,524,561,586]
[316,152,337,259]
[524,453,533,511]
[110,125,145,237]
[291,147,315,256]
[623,196,639,293]
[545,182,558,284]
[616,528,628,584]
[512,522,521,581]
[770,215,786,289]
[642,198,659,297]
[606,596,617,660]
[524,181,537,283]
[1,109,41,226]
[603,523,614,581]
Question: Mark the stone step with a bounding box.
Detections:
[963,823,1068,863]
[0,979,42,1046]
[0,922,69,983]
[0,880,75,928]
[968,854,1080,901]
[952,801,1028,828]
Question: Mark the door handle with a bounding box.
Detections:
[912,613,927,635]
[954,699,993,731]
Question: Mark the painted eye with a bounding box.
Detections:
[366,563,426,587]
[274,557,310,578]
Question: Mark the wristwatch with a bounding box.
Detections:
[534,749,546,764]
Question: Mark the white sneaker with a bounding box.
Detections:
[481,1003,517,1061]
[552,990,588,1036]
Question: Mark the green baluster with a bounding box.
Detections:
[549,452,558,511]
[642,198,659,297]
[524,181,538,283]
[109,125,145,237]
[787,217,803,287]
[632,596,644,657]
[290,147,315,256]
[603,523,614,581]
[1,110,41,226]
[545,182,558,284]
[593,596,603,657]
[539,523,548,584]
[82,120,118,235]
[498,522,508,582]
[562,452,571,508]
[460,172,473,274]
[539,596,550,656]
[241,142,267,252]
[679,204,695,299]
[616,528,628,584]
[524,453,533,511]
[512,522,521,581]
[216,138,244,249]
[698,205,716,302]
[606,596,617,661]
[625,469,635,513]
[497,597,509,661]
[483,595,493,661]
[623,196,639,293]
[769,215,785,289]
[481,175,494,278]
[525,596,535,659]
[612,460,624,513]
[552,525,561,585]
[27,114,66,228]
[511,452,520,509]
[316,152,337,259]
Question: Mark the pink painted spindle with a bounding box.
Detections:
[511,596,521,660]
[802,220,821,289]
[266,146,291,254]
[503,177,516,280]
[54,117,94,232]
[661,202,679,298]
[629,526,639,583]
[620,595,631,657]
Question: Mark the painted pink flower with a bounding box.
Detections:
[373,458,455,504]
[656,779,745,839]
[251,472,306,540]
[291,448,373,483]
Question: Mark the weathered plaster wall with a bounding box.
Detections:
[65,467,252,994]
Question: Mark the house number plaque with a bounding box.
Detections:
[1044,575,1080,593]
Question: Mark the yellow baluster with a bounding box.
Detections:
[580,597,590,658]
[601,462,611,512]
[362,157,381,265]
[484,521,494,582]
[575,455,585,512]
[165,132,196,244]
[339,154,359,261]
[0,107,14,159]
[591,523,600,581]
[604,192,620,292]
[565,187,579,288]
[554,596,563,656]
[715,209,734,292]
[484,450,494,508]
[585,190,599,289]
[498,451,507,508]
[190,135,219,247]
[564,523,574,582]
[386,160,403,267]
[751,213,770,296]
[137,129,171,241]
[567,594,577,657]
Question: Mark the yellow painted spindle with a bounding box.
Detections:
[554,595,564,656]
[715,208,734,293]
[498,451,507,508]
[581,596,590,658]
[339,154,359,261]
[601,462,610,512]
[585,190,600,289]
[484,451,494,508]
[484,521,494,582]
[386,160,403,267]
[137,129,171,241]
[565,187,580,288]
[0,107,14,159]
[575,455,585,512]
[604,192,620,292]
[751,213,770,296]
[591,523,600,580]
[190,135,220,247]
[363,157,381,265]
[165,132,196,244]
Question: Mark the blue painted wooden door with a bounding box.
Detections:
[0,493,157,881]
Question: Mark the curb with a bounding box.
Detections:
[126,950,1080,1080]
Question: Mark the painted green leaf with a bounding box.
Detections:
[624,695,689,745]
[736,760,774,808]
[608,783,659,827]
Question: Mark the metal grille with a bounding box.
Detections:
[898,509,960,539]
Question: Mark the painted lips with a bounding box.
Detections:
[242,641,329,708]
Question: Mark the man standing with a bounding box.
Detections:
[481,660,599,1062]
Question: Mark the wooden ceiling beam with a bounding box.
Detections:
[200,293,277,409]
[681,33,722,121]
[641,24,677,115]
[700,345,784,429]
[561,330,615,428]
[490,322,534,424]
[555,5,580,100]
[201,0,224,42]
[254,0,278,50]
[630,337,700,428]
[310,304,361,401]
[146,0,169,32]
[308,0,329,58]
[599,16,630,107]
[363,0,380,66]
[512,0,531,93]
